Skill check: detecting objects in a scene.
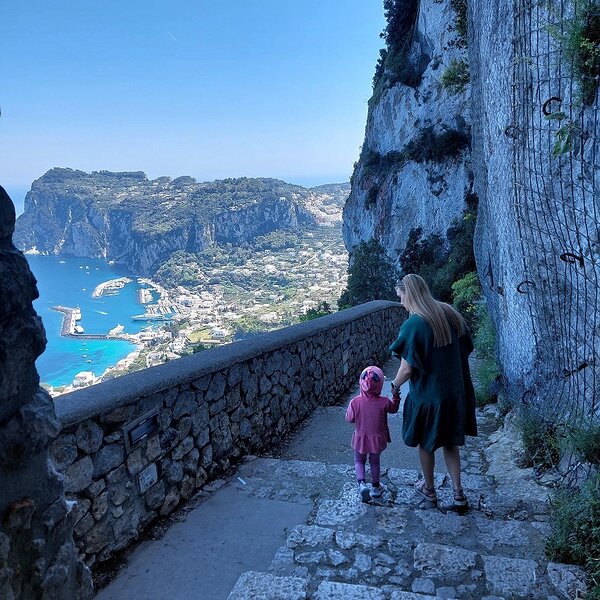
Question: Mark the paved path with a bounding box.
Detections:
[96,360,588,599]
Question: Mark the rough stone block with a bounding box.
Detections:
[106,465,128,485]
[64,457,94,493]
[228,571,307,600]
[145,434,161,462]
[183,447,200,475]
[160,428,179,453]
[191,376,210,392]
[208,396,226,417]
[195,425,210,450]
[389,591,437,600]
[412,578,435,594]
[100,405,135,424]
[159,488,180,516]
[92,492,109,521]
[75,421,104,455]
[126,448,144,477]
[413,543,477,578]
[50,434,78,470]
[205,373,226,403]
[145,480,166,511]
[547,562,588,599]
[93,444,125,478]
[180,475,195,500]
[173,391,196,419]
[177,416,192,440]
[482,555,538,597]
[314,581,385,599]
[73,513,95,538]
[286,525,335,548]
[164,460,184,484]
[192,405,209,436]
[84,478,106,499]
[172,436,194,460]
[159,408,172,431]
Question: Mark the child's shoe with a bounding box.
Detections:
[370,483,384,499]
[358,481,370,503]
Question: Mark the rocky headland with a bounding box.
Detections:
[14,169,349,277]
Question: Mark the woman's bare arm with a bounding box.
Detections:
[393,358,413,388]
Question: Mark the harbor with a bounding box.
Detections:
[50,305,136,342]
[92,277,132,298]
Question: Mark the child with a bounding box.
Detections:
[345,365,400,502]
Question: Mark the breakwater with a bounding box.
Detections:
[51,305,133,341]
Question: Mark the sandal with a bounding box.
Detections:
[415,480,437,502]
[453,489,468,507]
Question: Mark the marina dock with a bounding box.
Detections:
[92,277,132,298]
[50,306,134,341]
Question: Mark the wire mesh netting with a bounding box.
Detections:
[510,0,600,478]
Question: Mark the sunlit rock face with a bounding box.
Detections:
[470,0,600,411]
[344,0,473,263]
[13,169,349,276]
[0,185,92,599]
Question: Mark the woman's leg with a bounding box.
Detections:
[354,449,367,482]
[418,445,435,490]
[368,452,381,486]
[442,445,463,492]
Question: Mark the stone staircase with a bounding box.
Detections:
[225,409,587,600]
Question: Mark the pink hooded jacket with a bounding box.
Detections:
[345,366,400,454]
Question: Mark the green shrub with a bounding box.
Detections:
[400,199,477,302]
[548,1,600,106]
[451,0,468,44]
[451,271,480,328]
[546,475,600,597]
[517,407,562,471]
[365,185,379,209]
[570,422,600,464]
[299,301,333,322]
[451,272,501,406]
[441,58,470,94]
[338,239,399,309]
[404,127,471,163]
[473,304,501,407]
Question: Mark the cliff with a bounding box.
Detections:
[469,0,600,414]
[348,0,600,415]
[14,169,349,276]
[344,0,472,264]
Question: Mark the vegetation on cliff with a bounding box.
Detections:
[337,239,398,309]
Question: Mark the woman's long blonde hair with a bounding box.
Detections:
[397,274,466,347]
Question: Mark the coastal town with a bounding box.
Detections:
[48,225,349,396]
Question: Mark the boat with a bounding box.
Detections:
[74,325,85,334]
[131,313,173,322]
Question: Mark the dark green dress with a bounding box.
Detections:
[389,314,477,453]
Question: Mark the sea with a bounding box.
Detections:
[26,255,154,389]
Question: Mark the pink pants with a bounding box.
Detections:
[354,449,381,486]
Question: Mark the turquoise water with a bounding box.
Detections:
[26,255,150,388]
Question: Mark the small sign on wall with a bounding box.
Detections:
[138,463,158,494]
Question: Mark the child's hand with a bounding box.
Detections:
[391,382,400,398]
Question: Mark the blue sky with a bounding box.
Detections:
[1,1,385,212]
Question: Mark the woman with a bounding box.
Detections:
[389,274,477,506]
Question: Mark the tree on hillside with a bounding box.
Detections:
[338,239,399,309]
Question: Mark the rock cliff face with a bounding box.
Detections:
[349,0,600,414]
[0,186,92,599]
[469,0,600,414]
[14,169,349,276]
[344,0,472,262]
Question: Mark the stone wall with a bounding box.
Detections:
[52,301,404,566]
[0,186,91,600]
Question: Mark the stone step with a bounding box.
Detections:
[227,571,309,600]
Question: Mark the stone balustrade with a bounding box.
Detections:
[51,301,404,566]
